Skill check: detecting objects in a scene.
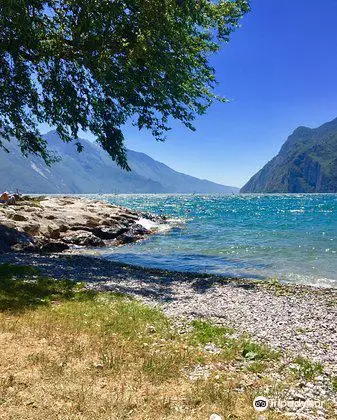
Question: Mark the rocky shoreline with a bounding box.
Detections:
[0,195,167,254]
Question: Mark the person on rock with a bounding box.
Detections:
[0,191,16,205]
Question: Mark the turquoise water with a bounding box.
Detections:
[93,194,337,288]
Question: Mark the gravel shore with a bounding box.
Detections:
[1,252,336,414]
[2,252,336,368]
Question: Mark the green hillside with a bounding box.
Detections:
[241,118,337,193]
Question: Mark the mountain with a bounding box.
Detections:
[0,131,238,194]
[241,117,337,193]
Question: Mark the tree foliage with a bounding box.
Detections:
[0,0,249,169]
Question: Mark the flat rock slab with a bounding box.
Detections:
[0,196,165,252]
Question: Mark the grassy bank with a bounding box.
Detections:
[0,264,332,419]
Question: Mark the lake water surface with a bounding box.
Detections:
[91,194,337,288]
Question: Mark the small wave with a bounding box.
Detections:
[137,217,160,230]
[137,217,185,233]
[285,272,337,288]
[166,217,188,224]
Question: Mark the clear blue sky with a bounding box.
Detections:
[44,0,337,188]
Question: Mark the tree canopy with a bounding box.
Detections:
[0,0,249,169]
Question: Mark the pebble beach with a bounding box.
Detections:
[1,252,336,411]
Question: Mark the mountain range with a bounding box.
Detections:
[241,117,337,193]
[0,131,238,194]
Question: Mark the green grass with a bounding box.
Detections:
[190,319,279,363]
[0,263,39,278]
[245,360,267,373]
[241,340,279,361]
[291,356,324,381]
[190,319,234,346]
[267,277,280,286]
[326,299,336,307]
[0,263,95,312]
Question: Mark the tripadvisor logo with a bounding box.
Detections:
[253,396,269,412]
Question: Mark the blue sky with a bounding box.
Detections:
[43,0,337,188]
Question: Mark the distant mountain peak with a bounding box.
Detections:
[0,132,238,194]
[241,117,337,193]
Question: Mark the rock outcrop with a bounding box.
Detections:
[0,196,166,253]
[241,117,337,193]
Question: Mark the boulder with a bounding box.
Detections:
[118,234,137,244]
[58,223,68,233]
[48,224,60,239]
[0,225,37,253]
[117,224,150,244]
[128,224,150,236]
[22,223,40,236]
[45,214,57,220]
[92,226,128,240]
[40,241,69,253]
[11,213,28,222]
[63,231,105,247]
[118,212,139,221]
[85,216,102,227]
[40,224,60,239]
